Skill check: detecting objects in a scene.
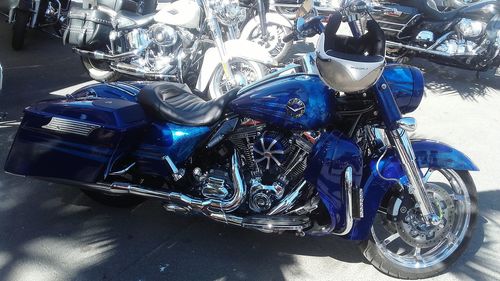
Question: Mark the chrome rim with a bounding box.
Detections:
[371,169,472,269]
[211,59,260,99]
[248,24,288,58]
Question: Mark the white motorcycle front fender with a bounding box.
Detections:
[239,12,293,40]
[195,39,275,92]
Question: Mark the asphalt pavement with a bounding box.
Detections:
[0,18,500,281]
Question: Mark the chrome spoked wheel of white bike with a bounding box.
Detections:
[208,59,265,100]
[246,23,292,63]
[361,169,477,279]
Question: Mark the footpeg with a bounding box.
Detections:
[163,155,185,181]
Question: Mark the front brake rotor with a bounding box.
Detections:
[396,183,456,248]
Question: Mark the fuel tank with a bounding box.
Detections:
[459,0,498,21]
[229,74,336,130]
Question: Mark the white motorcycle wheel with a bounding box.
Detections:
[81,57,121,82]
[208,59,265,100]
[360,169,477,279]
[243,22,293,63]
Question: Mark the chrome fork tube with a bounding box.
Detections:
[388,129,440,225]
[205,4,236,85]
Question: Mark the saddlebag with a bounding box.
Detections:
[64,7,112,48]
[4,98,147,183]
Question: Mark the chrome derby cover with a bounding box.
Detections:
[316,33,385,93]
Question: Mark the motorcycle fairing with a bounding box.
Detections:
[347,139,479,240]
[304,131,363,233]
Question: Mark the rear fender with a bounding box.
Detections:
[195,39,274,92]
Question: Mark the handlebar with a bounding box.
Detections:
[283,16,325,43]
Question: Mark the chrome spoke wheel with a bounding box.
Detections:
[209,59,264,99]
[362,169,477,278]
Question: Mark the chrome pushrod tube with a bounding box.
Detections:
[388,129,440,225]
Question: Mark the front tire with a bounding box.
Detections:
[360,169,477,279]
[81,57,121,82]
[12,9,30,50]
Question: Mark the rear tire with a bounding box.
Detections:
[359,170,477,279]
[12,9,30,51]
[81,57,121,82]
[81,189,145,208]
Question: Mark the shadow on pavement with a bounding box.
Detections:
[410,58,500,102]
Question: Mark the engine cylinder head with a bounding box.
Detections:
[149,24,178,47]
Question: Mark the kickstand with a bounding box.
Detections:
[475,71,480,80]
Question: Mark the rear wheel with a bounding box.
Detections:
[12,9,30,50]
[360,169,477,279]
[81,57,121,82]
[81,189,144,208]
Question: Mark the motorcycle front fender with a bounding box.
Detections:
[240,12,293,39]
[195,39,274,92]
[347,139,479,240]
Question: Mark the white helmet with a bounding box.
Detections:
[316,12,386,93]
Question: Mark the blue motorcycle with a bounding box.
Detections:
[4,1,478,278]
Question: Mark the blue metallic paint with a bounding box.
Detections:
[230,74,335,130]
[135,122,211,176]
[69,81,150,102]
[383,64,425,114]
[4,98,147,183]
[375,64,425,130]
[305,131,363,232]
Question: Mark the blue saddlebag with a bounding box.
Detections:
[4,98,147,183]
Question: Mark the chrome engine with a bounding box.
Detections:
[194,122,314,214]
[433,19,485,56]
[227,122,313,214]
[126,24,180,74]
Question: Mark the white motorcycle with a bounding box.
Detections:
[65,0,274,99]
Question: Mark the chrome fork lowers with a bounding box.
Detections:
[387,124,441,226]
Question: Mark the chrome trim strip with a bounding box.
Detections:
[42,117,101,136]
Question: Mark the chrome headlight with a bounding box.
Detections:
[457,18,485,39]
[209,0,246,26]
[148,24,178,47]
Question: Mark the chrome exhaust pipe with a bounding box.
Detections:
[73,48,141,61]
[386,41,454,57]
[110,62,177,80]
[109,152,246,213]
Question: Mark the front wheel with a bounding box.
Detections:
[360,169,477,279]
[81,57,121,82]
[243,22,293,63]
[208,59,265,100]
[12,9,30,50]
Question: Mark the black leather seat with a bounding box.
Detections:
[421,4,461,21]
[115,10,155,30]
[400,0,462,21]
[137,82,239,126]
